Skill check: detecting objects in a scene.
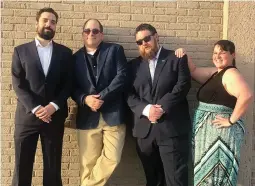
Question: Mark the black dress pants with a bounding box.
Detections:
[136,125,189,186]
[12,122,64,186]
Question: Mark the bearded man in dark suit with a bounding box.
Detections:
[128,23,191,186]
[11,7,72,186]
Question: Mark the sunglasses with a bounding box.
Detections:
[136,35,153,46]
[83,28,101,35]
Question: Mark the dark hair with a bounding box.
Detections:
[36,7,58,23]
[82,19,103,32]
[214,40,236,66]
[135,23,157,36]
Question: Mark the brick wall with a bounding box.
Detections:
[1,1,224,185]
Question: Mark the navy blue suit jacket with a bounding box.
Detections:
[72,42,128,129]
[128,48,191,140]
[12,40,73,126]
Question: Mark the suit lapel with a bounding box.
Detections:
[97,42,110,84]
[141,59,152,88]
[143,60,153,100]
[151,47,168,93]
[82,48,96,88]
[30,41,45,77]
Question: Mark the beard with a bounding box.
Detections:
[139,41,159,61]
[37,27,55,40]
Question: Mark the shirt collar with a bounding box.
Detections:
[154,46,162,60]
[84,41,103,56]
[35,38,53,48]
[148,46,162,62]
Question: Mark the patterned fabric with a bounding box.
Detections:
[193,102,245,186]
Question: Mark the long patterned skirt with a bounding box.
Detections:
[193,102,245,186]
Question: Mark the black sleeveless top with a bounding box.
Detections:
[197,66,237,109]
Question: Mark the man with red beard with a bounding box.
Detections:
[127,23,191,186]
[11,8,72,186]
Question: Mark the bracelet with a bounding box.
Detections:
[228,117,234,125]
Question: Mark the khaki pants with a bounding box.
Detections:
[77,116,126,186]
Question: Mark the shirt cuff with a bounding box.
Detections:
[32,105,41,114]
[81,94,87,106]
[50,102,59,111]
[142,104,152,117]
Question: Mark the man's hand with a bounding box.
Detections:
[84,95,104,112]
[35,106,53,123]
[148,105,164,123]
[45,104,56,116]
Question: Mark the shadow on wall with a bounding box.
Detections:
[235,61,254,186]
[63,26,221,186]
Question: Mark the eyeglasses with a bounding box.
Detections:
[83,28,101,35]
[136,35,153,46]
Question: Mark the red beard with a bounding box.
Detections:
[139,43,159,60]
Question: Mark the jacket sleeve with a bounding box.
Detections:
[70,54,88,107]
[127,87,149,118]
[127,60,149,118]
[71,87,87,107]
[157,55,191,113]
[12,47,39,113]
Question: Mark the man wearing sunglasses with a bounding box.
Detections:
[127,23,191,186]
[71,19,128,186]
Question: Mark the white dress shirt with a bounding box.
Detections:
[32,38,59,114]
[142,46,163,117]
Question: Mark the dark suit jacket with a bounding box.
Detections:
[128,47,191,140]
[72,42,128,129]
[11,40,73,126]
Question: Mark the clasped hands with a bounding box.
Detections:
[85,95,104,112]
[35,104,56,123]
[148,104,164,123]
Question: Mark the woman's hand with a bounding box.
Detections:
[212,115,233,128]
[175,48,186,58]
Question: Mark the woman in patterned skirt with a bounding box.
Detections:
[176,40,253,186]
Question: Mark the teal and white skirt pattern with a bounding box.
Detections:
[193,102,245,186]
